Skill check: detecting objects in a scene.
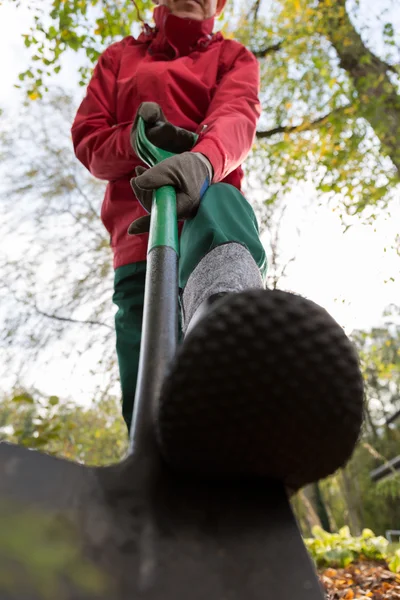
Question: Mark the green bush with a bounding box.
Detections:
[304,526,400,573]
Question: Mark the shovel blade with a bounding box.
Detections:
[0,442,323,599]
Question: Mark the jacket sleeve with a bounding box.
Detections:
[71,41,136,181]
[193,44,261,183]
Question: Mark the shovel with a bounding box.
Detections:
[0,118,324,600]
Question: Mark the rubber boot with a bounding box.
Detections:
[155,190,364,490]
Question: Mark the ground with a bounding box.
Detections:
[320,562,400,599]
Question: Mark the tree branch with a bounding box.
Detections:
[387,409,400,425]
[387,63,399,75]
[33,305,113,330]
[246,0,262,23]
[256,106,348,139]
[252,42,283,58]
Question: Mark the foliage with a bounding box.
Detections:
[305,526,399,572]
[376,474,400,503]
[352,307,400,429]
[0,389,128,466]
[241,0,400,216]
[10,0,153,95]
[389,550,400,575]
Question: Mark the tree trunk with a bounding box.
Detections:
[299,487,323,531]
[350,464,365,527]
[318,0,400,174]
[340,468,362,535]
[364,402,379,441]
[325,499,338,533]
[312,482,332,532]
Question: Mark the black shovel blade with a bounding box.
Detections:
[0,442,324,600]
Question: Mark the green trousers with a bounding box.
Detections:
[113,183,267,430]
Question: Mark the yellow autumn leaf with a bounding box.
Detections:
[324,568,337,577]
[28,91,39,101]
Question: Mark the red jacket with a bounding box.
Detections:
[72,6,261,269]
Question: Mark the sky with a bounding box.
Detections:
[0,0,399,403]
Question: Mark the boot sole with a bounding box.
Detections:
[156,289,364,489]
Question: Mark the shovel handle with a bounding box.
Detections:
[130,115,198,455]
[148,186,179,255]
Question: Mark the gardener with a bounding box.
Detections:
[72,0,364,489]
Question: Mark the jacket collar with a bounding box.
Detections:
[139,5,219,58]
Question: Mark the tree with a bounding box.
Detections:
[317,0,400,172]
[10,0,400,215]
[352,305,400,434]
[0,92,117,390]
[242,0,400,216]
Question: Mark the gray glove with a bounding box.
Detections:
[128,152,213,235]
[130,102,197,154]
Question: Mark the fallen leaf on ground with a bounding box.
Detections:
[319,562,400,599]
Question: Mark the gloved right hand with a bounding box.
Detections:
[130,102,197,155]
[128,151,212,235]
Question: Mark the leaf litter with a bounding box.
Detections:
[320,562,400,599]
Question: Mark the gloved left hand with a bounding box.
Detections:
[128,152,212,235]
[130,102,197,155]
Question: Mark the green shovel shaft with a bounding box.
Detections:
[148,186,179,254]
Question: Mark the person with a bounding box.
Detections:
[72,0,364,489]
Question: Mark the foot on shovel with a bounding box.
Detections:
[156,288,364,490]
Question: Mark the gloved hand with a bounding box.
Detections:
[128,152,213,235]
[130,102,197,154]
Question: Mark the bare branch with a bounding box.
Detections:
[257,106,349,139]
[246,0,261,22]
[252,0,262,22]
[33,305,113,330]
[387,409,400,425]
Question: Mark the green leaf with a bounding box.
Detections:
[361,528,375,539]
[311,526,332,541]
[339,526,351,539]
[12,394,34,405]
[389,549,400,574]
